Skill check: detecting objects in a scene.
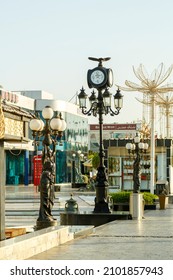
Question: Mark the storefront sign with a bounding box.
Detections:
[33,155,42,186]
[90,123,137,130]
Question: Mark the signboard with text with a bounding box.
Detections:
[33,155,42,186]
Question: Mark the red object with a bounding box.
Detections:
[33,155,42,186]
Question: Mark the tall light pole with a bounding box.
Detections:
[0,97,5,240]
[126,133,149,193]
[78,57,123,213]
[30,106,66,229]
[126,133,149,219]
[156,94,173,138]
[71,153,76,188]
[118,63,173,193]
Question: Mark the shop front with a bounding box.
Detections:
[1,101,33,186]
[104,138,173,193]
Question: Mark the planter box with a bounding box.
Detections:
[72,183,87,189]
[60,212,132,227]
[113,203,156,211]
[144,204,156,210]
[113,203,129,211]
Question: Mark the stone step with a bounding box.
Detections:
[0,225,94,260]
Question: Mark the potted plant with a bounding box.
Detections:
[142,192,158,210]
[74,174,88,189]
[109,191,131,211]
[157,187,168,210]
[109,191,158,211]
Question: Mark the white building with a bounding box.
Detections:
[1,89,88,185]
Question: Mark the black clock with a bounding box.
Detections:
[87,67,113,89]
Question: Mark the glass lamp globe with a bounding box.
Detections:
[29,119,43,131]
[114,88,123,109]
[50,116,62,131]
[42,106,54,120]
[138,142,144,149]
[103,88,112,107]
[60,119,67,131]
[78,87,87,108]
[126,143,132,150]
[144,143,149,150]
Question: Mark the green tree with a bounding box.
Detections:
[92,153,100,169]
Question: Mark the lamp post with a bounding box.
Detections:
[71,153,76,188]
[78,57,123,213]
[126,133,149,219]
[126,133,149,193]
[0,98,5,240]
[29,106,66,229]
[77,150,84,174]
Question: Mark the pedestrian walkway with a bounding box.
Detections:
[5,184,95,228]
[4,185,173,260]
[28,206,173,260]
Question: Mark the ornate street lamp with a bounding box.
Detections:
[125,133,149,219]
[30,106,67,229]
[125,133,149,193]
[78,57,123,213]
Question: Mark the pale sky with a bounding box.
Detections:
[1,0,173,124]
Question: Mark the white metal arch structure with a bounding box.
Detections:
[117,63,173,193]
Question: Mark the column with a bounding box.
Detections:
[0,141,5,240]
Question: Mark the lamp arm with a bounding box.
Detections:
[81,107,92,115]
[109,107,121,116]
[81,101,98,116]
[32,130,43,149]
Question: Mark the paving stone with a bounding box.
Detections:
[5,185,173,260]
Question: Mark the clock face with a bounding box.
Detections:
[90,70,105,85]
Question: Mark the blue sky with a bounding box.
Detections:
[1,0,173,123]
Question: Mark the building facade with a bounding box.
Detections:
[89,122,173,193]
[1,89,88,186]
[89,123,142,151]
[0,90,33,186]
[103,138,173,194]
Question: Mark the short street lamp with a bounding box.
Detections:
[78,57,123,213]
[30,106,66,229]
[126,133,149,219]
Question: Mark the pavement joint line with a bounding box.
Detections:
[91,235,173,238]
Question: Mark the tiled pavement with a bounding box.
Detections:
[5,185,95,228]
[5,185,173,260]
[28,206,173,260]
